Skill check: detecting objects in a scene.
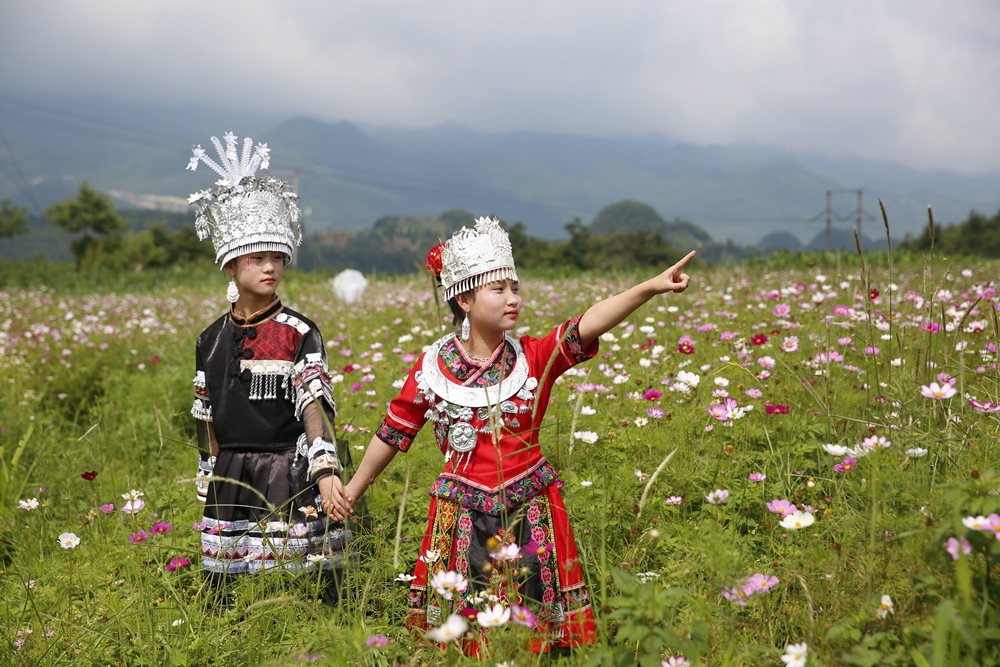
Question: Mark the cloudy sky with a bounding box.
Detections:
[2,0,998,173]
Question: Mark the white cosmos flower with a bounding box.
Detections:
[172,618,185,627]
[429,570,468,600]
[877,594,894,619]
[677,371,700,387]
[779,511,815,530]
[573,431,599,444]
[419,549,441,564]
[580,480,593,487]
[781,642,808,667]
[395,573,416,582]
[426,614,468,642]
[634,417,648,427]
[121,489,145,501]
[714,377,730,387]
[905,447,928,458]
[823,444,850,456]
[639,357,652,367]
[17,498,39,511]
[476,603,511,627]
[58,532,80,549]
[962,516,990,531]
[580,406,596,415]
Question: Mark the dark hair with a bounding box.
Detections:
[447,295,466,326]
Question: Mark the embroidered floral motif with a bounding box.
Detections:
[439,336,517,387]
[429,461,558,515]
[377,420,414,452]
[562,317,591,364]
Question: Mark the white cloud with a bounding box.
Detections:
[1,0,998,171]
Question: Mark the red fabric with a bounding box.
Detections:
[243,319,302,361]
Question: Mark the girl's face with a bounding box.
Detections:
[227,252,285,299]
[459,279,523,334]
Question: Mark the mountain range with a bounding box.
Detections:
[1,95,998,246]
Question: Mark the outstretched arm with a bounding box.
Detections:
[578,251,695,348]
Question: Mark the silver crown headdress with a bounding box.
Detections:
[185,132,302,268]
[440,216,518,299]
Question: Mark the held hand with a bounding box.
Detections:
[654,250,696,294]
[319,474,348,522]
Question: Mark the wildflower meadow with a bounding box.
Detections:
[3,247,1000,666]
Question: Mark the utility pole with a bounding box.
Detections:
[856,189,863,241]
[821,189,867,251]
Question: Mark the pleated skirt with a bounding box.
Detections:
[199,448,350,575]
[406,483,597,653]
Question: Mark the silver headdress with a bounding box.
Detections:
[185,132,302,268]
[440,216,518,299]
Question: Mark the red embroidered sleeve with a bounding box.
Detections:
[522,316,599,386]
[376,355,429,453]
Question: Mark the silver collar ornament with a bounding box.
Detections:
[415,332,537,470]
[440,216,518,300]
[185,132,302,268]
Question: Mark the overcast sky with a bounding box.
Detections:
[1,0,998,173]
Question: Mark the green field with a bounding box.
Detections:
[3,252,1000,666]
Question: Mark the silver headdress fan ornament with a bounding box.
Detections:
[440,216,518,300]
[185,131,302,268]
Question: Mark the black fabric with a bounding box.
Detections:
[205,449,310,523]
[195,303,326,451]
[465,504,544,604]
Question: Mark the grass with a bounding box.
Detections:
[2,251,1000,665]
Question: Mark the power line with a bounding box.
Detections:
[0,96,186,144]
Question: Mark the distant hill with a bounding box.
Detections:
[2,96,999,244]
[589,200,714,250]
[757,231,804,251]
[805,227,887,252]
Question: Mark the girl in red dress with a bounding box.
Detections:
[329,216,694,651]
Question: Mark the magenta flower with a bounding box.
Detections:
[945,536,972,560]
[772,303,791,317]
[166,556,191,572]
[365,635,388,648]
[765,403,789,414]
[970,399,1000,413]
[748,472,766,482]
[129,529,150,544]
[151,522,172,535]
[833,457,857,473]
[766,499,794,516]
[99,504,114,515]
[706,403,729,421]
[510,604,538,628]
[863,346,880,356]
[643,388,664,401]
[833,304,851,316]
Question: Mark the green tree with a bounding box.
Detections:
[0,198,29,238]
[590,200,666,235]
[46,182,127,267]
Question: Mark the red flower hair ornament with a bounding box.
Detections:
[425,243,444,278]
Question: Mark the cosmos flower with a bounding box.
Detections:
[510,604,537,628]
[18,498,39,511]
[920,382,957,400]
[779,511,815,530]
[58,532,80,549]
[476,603,511,627]
[876,594,894,619]
[781,643,808,667]
[706,489,729,505]
[573,431,599,444]
[429,570,468,600]
[426,614,468,642]
[945,536,972,560]
[766,499,795,516]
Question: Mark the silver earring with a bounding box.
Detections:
[226,280,240,303]
[460,316,470,342]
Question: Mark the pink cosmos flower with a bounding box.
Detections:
[766,499,794,516]
[665,496,683,505]
[744,573,779,593]
[838,336,853,346]
[833,457,857,473]
[510,604,538,628]
[129,529,150,544]
[745,388,763,399]
[772,303,791,317]
[99,504,114,514]
[937,373,956,385]
[166,556,191,572]
[748,472,766,482]
[781,336,799,353]
[833,305,851,316]
[121,499,145,515]
[920,382,957,400]
[365,635,388,648]
[945,536,972,560]
[970,399,1000,413]
[151,522,171,535]
[647,407,665,419]
[706,403,729,421]
[921,322,940,333]
[706,489,729,504]
[191,522,208,532]
[757,356,776,369]
[643,388,664,401]
[863,346,880,356]
[765,404,789,415]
